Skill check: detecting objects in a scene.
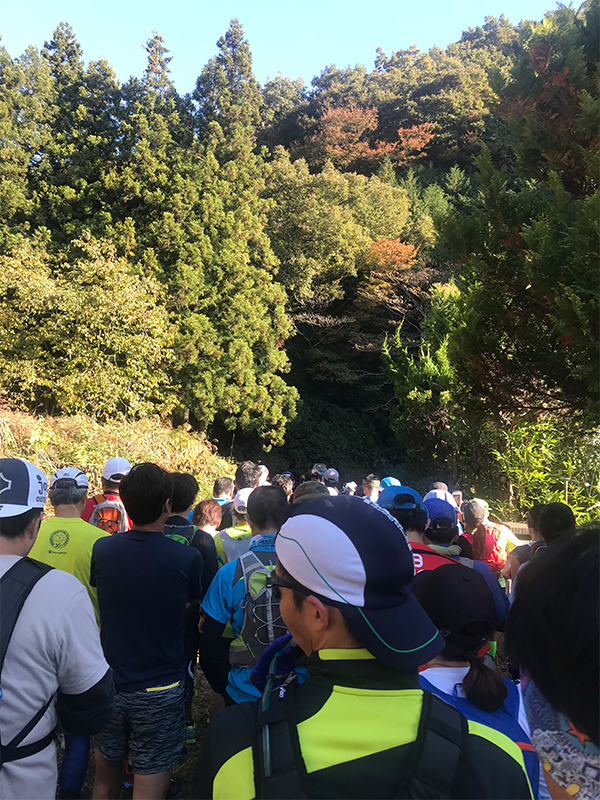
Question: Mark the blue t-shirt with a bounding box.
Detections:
[202,535,308,702]
[91,529,203,692]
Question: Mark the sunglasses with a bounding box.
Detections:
[272,574,335,606]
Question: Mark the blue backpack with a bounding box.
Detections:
[419,674,540,797]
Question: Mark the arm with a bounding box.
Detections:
[199,615,230,696]
[57,668,114,735]
[192,530,219,599]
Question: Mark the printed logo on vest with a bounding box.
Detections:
[49,529,70,549]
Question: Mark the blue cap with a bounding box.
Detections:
[424,497,458,526]
[377,485,426,513]
[276,495,444,669]
[380,476,401,490]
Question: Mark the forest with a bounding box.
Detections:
[0,2,598,518]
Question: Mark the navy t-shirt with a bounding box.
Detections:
[91,529,203,692]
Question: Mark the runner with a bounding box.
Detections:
[0,458,112,800]
[91,464,202,799]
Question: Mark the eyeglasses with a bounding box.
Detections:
[272,574,336,607]
[272,574,315,601]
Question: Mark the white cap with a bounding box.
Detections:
[50,467,89,489]
[234,487,253,514]
[423,489,458,508]
[258,465,270,486]
[0,458,48,518]
[102,457,131,483]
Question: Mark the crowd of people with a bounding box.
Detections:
[0,455,597,800]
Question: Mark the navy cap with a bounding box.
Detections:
[412,564,495,652]
[0,458,48,518]
[276,495,444,669]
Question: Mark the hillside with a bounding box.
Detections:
[0,405,234,500]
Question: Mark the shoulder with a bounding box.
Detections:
[26,565,89,611]
[195,700,257,797]
[457,717,533,798]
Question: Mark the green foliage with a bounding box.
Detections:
[444,147,599,424]
[492,419,600,522]
[383,283,461,469]
[0,234,175,418]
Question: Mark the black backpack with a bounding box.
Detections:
[254,678,466,799]
[0,558,55,768]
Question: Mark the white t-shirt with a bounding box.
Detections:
[0,555,109,800]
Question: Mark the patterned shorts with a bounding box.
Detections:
[94,681,185,774]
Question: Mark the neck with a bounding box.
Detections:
[201,525,218,535]
[0,538,31,557]
[53,505,83,519]
[250,525,278,538]
[405,529,424,544]
[427,655,470,669]
[133,517,169,533]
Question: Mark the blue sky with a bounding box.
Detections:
[1,0,558,94]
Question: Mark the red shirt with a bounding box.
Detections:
[409,542,461,574]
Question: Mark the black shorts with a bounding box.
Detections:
[94,682,185,774]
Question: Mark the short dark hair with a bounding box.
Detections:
[213,476,234,497]
[388,507,428,534]
[235,461,261,490]
[505,526,599,745]
[171,473,199,514]
[426,521,458,545]
[119,463,174,526]
[0,508,41,540]
[277,564,362,646]
[247,485,289,531]
[192,498,222,529]
[526,503,545,532]
[538,502,576,543]
[271,474,293,497]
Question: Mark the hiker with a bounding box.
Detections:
[271,473,294,502]
[193,495,534,799]
[362,473,381,502]
[29,467,111,800]
[506,527,599,800]
[192,498,223,538]
[164,473,218,743]
[91,464,202,800]
[213,488,254,568]
[210,476,234,528]
[82,456,131,534]
[414,564,540,796]
[0,458,112,800]
[462,500,507,573]
[324,468,340,495]
[292,480,329,505]
[199,485,297,705]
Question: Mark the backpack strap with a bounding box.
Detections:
[1,558,53,675]
[0,558,55,769]
[406,692,466,799]
[254,680,310,799]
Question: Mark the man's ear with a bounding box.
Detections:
[304,595,333,630]
[25,511,44,543]
[164,497,172,515]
